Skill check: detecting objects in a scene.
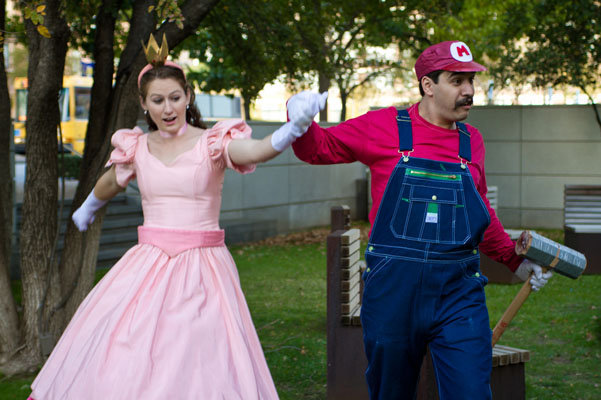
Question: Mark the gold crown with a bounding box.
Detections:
[142,33,169,66]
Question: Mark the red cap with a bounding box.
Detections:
[415,41,486,80]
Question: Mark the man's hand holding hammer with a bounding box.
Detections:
[514,258,554,291]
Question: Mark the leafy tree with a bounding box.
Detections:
[181,0,300,120]
[185,0,434,122]
[0,0,220,375]
[507,0,601,128]
[427,0,601,123]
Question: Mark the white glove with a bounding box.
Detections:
[515,259,553,291]
[271,91,328,152]
[72,190,107,232]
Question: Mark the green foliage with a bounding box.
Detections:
[180,0,299,114]
[516,0,601,94]
[181,0,435,119]
[19,2,50,38]
[430,0,601,103]
[150,0,184,30]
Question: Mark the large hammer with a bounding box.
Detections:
[491,230,587,346]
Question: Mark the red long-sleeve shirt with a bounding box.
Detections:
[292,103,522,272]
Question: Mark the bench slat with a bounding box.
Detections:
[341,239,361,257]
[341,260,361,280]
[564,185,601,229]
[341,290,360,315]
[341,268,361,291]
[340,279,361,303]
[494,345,531,363]
[341,304,361,325]
[340,251,360,268]
[351,306,362,326]
[565,224,601,233]
[341,229,360,245]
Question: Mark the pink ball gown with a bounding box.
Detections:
[29,120,279,399]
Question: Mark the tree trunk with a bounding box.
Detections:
[318,71,330,122]
[56,0,126,335]
[14,0,70,372]
[339,90,348,122]
[242,94,252,120]
[582,88,601,133]
[0,0,20,360]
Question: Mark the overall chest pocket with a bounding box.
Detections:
[390,172,471,244]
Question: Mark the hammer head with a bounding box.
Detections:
[515,230,587,279]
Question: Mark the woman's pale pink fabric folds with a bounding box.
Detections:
[207,119,256,174]
[137,225,225,257]
[105,127,144,188]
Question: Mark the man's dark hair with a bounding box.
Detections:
[419,70,444,96]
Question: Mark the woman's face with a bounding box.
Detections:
[142,78,190,134]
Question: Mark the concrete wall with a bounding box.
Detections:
[219,121,367,237]
[238,104,601,234]
[466,104,601,229]
[15,105,595,245]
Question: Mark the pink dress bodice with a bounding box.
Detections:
[106,120,255,231]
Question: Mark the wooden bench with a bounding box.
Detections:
[327,206,368,399]
[564,185,601,274]
[327,205,530,399]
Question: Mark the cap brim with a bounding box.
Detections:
[442,60,487,73]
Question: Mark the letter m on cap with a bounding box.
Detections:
[456,44,470,57]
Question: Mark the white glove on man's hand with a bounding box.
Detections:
[287,91,328,133]
[271,91,328,152]
[515,259,553,291]
[72,190,108,232]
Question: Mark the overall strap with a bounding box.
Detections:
[396,109,413,152]
[398,108,472,163]
[456,121,472,162]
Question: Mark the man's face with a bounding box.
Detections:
[426,71,476,123]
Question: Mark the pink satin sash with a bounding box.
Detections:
[138,226,225,257]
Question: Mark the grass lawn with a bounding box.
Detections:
[2,228,600,399]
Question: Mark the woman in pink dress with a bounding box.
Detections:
[27,36,327,400]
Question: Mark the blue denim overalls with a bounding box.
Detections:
[361,109,492,399]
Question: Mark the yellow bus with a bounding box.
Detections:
[14,75,93,154]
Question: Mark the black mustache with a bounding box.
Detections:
[455,97,473,108]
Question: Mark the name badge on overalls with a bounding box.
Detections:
[426,203,438,223]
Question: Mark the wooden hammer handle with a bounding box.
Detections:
[491,277,533,347]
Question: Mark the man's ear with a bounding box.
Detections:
[421,76,435,97]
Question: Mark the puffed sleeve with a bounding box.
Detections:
[206,119,256,174]
[105,127,144,187]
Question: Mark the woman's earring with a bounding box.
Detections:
[144,110,148,116]
[186,104,190,110]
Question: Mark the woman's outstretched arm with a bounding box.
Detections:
[228,91,328,166]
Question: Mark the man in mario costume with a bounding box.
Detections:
[288,41,553,399]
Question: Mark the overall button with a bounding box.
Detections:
[472,249,478,254]
[431,195,437,200]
